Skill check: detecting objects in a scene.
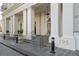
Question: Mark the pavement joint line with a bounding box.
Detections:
[0,41,28,56]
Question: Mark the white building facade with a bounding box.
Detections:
[1,3,79,51]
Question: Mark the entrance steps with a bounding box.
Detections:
[24,35,50,47]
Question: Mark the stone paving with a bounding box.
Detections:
[0,37,78,56]
[0,42,23,56]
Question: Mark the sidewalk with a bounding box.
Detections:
[0,37,77,56]
[0,42,23,56]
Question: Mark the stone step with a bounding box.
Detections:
[24,35,50,47]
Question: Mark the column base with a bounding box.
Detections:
[27,34,32,40]
[49,36,52,43]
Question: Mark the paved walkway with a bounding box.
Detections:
[0,42,23,56]
[0,37,78,56]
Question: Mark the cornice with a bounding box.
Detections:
[2,3,24,16]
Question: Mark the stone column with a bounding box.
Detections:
[13,15,16,35]
[27,7,32,40]
[4,18,6,34]
[10,16,13,36]
[49,3,59,47]
[23,9,27,37]
[12,15,18,35]
[31,8,35,36]
[61,3,75,50]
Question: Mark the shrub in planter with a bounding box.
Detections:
[6,30,9,34]
[17,30,20,34]
[6,30,9,37]
[17,30,23,34]
[17,30,23,43]
[20,29,23,34]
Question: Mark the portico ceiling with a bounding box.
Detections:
[33,3,50,14]
[15,11,23,16]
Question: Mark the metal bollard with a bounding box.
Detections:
[4,34,5,40]
[16,35,18,43]
[50,37,55,53]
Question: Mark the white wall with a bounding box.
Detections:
[60,3,75,50]
[74,4,79,32]
[74,33,79,50]
[74,4,79,51]
[50,3,75,51]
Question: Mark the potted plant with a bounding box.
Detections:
[17,29,23,43]
[6,30,9,34]
[17,29,23,34]
[17,30,20,34]
[20,29,23,34]
[6,30,9,38]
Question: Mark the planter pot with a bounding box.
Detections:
[18,34,24,43]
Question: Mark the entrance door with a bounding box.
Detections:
[34,21,36,35]
[47,18,51,36]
